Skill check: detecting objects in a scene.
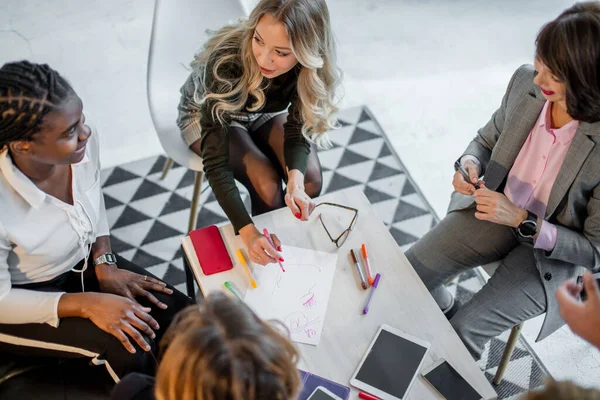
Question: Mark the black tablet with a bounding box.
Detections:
[421,359,481,400]
[350,324,431,399]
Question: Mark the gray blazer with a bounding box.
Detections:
[449,64,600,342]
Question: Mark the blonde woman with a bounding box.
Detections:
[177,0,342,266]
[111,292,301,400]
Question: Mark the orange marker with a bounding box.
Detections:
[361,244,375,285]
[237,249,257,288]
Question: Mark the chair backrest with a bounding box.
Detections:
[146,0,246,169]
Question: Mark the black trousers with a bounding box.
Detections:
[0,255,191,381]
[111,372,156,400]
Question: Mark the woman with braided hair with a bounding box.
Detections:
[0,61,190,381]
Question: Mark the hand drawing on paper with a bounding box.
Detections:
[243,245,338,346]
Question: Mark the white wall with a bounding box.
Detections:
[240,0,258,15]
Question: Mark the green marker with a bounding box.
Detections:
[224,281,242,300]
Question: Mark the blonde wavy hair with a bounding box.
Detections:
[191,0,342,147]
[155,292,301,400]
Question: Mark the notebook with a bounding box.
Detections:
[297,369,350,400]
[188,225,233,276]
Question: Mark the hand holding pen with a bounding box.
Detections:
[453,159,482,195]
[263,228,285,272]
[239,225,283,266]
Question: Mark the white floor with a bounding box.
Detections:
[2,0,599,389]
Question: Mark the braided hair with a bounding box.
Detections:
[0,61,74,151]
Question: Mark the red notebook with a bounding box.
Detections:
[189,225,233,276]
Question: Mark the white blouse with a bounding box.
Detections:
[0,128,109,327]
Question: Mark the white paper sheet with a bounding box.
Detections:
[243,245,338,345]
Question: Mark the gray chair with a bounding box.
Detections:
[480,262,525,385]
[146,0,246,232]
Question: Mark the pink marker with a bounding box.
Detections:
[263,228,285,272]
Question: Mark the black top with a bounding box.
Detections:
[177,47,310,232]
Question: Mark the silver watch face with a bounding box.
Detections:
[518,220,537,238]
[96,253,117,265]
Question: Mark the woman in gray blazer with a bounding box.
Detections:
[405,2,600,360]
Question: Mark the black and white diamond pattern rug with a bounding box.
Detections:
[101,106,547,399]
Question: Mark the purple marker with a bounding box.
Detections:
[362,273,381,315]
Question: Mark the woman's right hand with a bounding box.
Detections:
[70,292,159,354]
[452,160,481,195]
[239,224,283,266]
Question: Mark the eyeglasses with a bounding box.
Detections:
[314,202,359,248]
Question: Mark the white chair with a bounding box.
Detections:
[480,262,525,385]
[146,0,247,233]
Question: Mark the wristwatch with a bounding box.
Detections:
[516,211,538,239]
[93,252,117,266]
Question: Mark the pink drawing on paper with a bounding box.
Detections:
[242,245,338,346]
[300,283,318,310]
[284,311,321,337]
[304,328,317,338]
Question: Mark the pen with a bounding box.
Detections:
[361,244,374,285]
[358,392,379,400]
[362,273,381,314]
[263,228,285,272]
[224,281,242,300]
[454,160,480,190]
[350,249,368,290]
[236,249,258,288]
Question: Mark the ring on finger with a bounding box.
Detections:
[143,275,148,281]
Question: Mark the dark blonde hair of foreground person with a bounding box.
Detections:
[523,379,600,400]
[155,292,300,400]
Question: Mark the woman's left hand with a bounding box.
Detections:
[96,264,173,309]
[285,169,315,221]
[473,183,528,228]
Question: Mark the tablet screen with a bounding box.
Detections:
[424,361,480,400]
[354,329,428,398]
